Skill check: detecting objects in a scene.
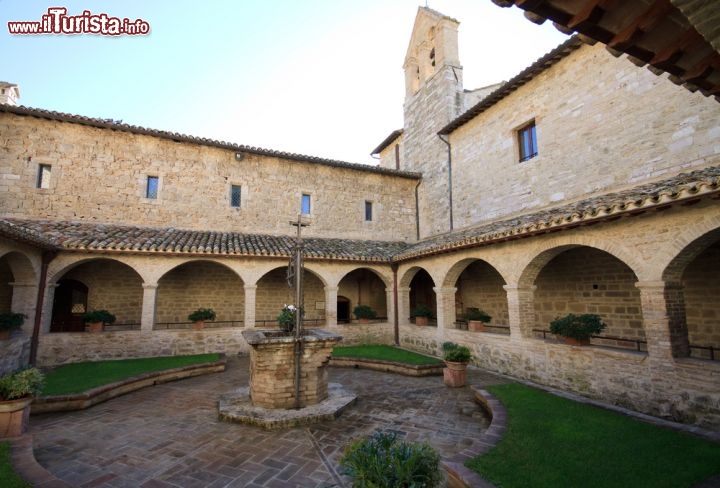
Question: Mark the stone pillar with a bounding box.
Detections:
[504,285,537,339]
[140,283,158,332]
[385,287,395,325]
[398,286,411,326]
[635,281,688,361]
[244,284,257,328]
[433,286,457,330]
[324,286,338,327]
[40,284,58,334]
[8,282,37,334]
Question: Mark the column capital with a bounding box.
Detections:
[324,286,339,293]
[142,282,159,290]
[244,284,258,291]
[8,282,35,288]
[433,286,457,294]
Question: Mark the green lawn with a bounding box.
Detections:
[469,383,720,488]
[332,345,443,366]
[41,353,221,396]
[0,442,30,488]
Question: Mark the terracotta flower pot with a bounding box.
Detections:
[468,320,486,332]
[415,316,429,326]
[193,321,205,330]
[443,361,467,387]
[0,329,10,340]
[86,321,104,333]
[0,397,32,438]
[563,336,590,346]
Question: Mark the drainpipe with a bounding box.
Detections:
[438,134,453,232]
[414,179,422,240]
[392,262,399,346]
[30,250,57,366]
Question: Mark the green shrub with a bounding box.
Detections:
[82,309,116,324]
[411,305,433,318]
[340,431,442,487]
[463,307,491,323]
[187,308,216,322]
[277,305,298,333]
[0,367,45,400]
[442,341,472,363]
[549,313,606,340]
[353,305,377,320]
[0,312,25,331]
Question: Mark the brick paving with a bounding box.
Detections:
[28,357,509,487]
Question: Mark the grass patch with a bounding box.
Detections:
[332,345,442,366]
[41,353,221,396]
[468,383,720,488]
[0,442,30,488]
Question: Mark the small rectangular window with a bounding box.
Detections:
[365,201,373,221]
[36,164,51,189]
[518,121,538,162]
[301,193,311,215]
[146,176,159,199]
[230,185,241,208]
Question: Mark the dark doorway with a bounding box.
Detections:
[50,279,88,332]
[337,296,350,323]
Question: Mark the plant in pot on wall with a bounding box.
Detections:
[0,367,44,438]
[82,309,116,333]
[277,304,299,334]
[412,305,433,326]
[442,341,472,387]
[188,308,216,330]
[0,312,25,340]
[353,304,377,324]
[464,307,491,332]
[549,313,606,346]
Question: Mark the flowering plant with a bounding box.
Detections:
[277,304,298,333]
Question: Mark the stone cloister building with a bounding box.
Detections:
[1,5,719,429]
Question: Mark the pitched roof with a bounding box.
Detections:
[0,104,421,181]
[438,36,582,135]
[371,129,404,155]
[0,219,410,262]
[394,166,720,261]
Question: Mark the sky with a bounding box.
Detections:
[1,1,568,164]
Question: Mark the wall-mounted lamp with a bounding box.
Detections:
[235,152,244,161]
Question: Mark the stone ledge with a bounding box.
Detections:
[31,357,227,414]
[329,356,444,376]
[218,383,357,429]
[442,387,507,488]
[9,434,71,488]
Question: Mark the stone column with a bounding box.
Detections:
[433,286,457,330]
[504,285,537,339]
[635,280,688,361]
[324,286,338,327]
[243,284,257,328]
[40,283,58,334]
[385,287,395,325]
[398,286,411,326]
[140,283,158,332]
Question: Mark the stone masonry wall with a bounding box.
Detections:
[683,241,720,348]
[0,113,418,241]
[450,43,720,228]
[255,269,326,323]
[456,261,509,326]
[0,334,30,374]
[534,247,644,339]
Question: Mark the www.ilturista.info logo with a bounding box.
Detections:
[7,7,150,36]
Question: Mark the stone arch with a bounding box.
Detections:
[0,251,37,285]
[531,246,644,343]
[400,266,437,323]
[0,251,38,332]
[256,265,326,326]
[662,227,720,359]
[446,258,508,329]
[50,257,144,331]
[156,260,245,327]
[338,267,390,320]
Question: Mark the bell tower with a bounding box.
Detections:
[0,82,20,106]
[402,8,464,238]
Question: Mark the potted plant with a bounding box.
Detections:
[442,341,472,387]
[277,304,298,334]
[0,367,44,438]
[464,307,491,332]
[412,305,433,326]
[549,313,606,346]
[0,312,25,340]
[352,304,376,323]
[188,308,216,330]
[82,309,116,332]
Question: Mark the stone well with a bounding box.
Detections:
[243,328,342,409]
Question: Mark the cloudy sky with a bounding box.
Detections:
[2,0,568,164]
